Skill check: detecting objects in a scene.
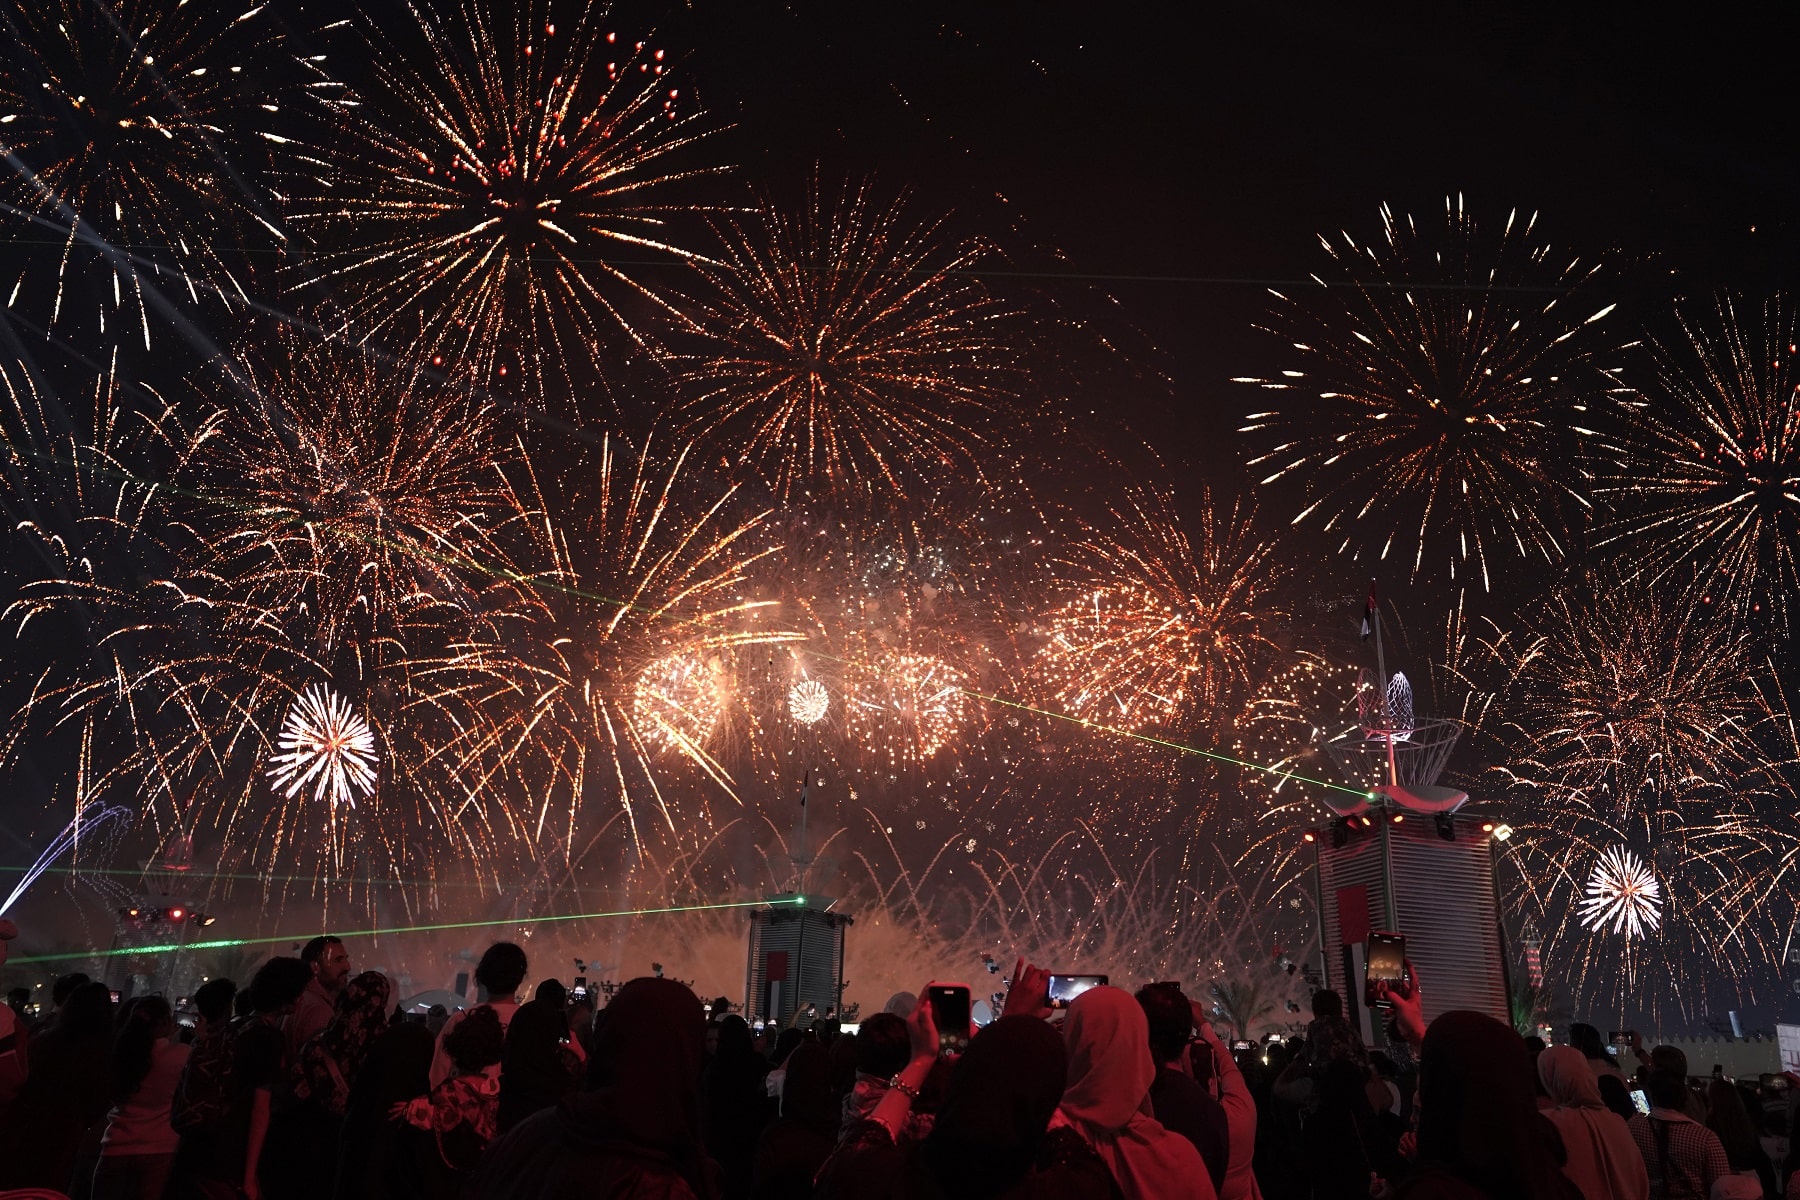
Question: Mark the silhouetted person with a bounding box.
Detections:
[334,1001,434,1200]
[753,1040,837,1199]
[1136,984,1229,1193]
[214,956,310,1200]
[497,992,582,1133]
[705,1014,772,1196]
[431,941,526,1087]
[94,995,191,1200]
[0,979,115,1192]
[471,976,723,1199]
[169,976,239,1200]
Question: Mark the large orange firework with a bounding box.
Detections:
[1238,198,1624,590]
[1037,488,1283,736]
[1592,293,1800,630]
[676,179,1026,500]
[466,437,804,855]
[288,0,722,408]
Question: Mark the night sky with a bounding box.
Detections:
[5,0,1799,1028]
[663,0,1800,479]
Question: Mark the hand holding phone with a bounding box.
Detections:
[1364,932,1406,1008]
[927,982,972,1056]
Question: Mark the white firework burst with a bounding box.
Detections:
[788,679,830,725]
[266,685,379,810]
[1577,846,1663,939]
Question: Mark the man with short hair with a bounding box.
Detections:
[287,935,350,1058]
[430,942,527,1087]
[1649,1043,1708,1121]
[219,957,311,1200]
[1136,984,1230,1194]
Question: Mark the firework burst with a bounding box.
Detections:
[1463,582,1797,1018]
[1486,584,1774,814]
[1037,488,1282,736]
[471,437,803,854]
[1238,198,1623,590]
[0,0,294,343]
[1578,846,1662,939]
[194,329,535,658]
[289,0,722,408]
[633,649,729,755]
[1593,294,1800,629]
[844,649,971,766]
[265,684,378,809]
[787,677,829,725]
[675,179,1027,500]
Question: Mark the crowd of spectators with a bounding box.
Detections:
[2,915,1797,1200]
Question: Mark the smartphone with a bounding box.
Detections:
[572,975,588,1001]
[1364,932,1405,1007]
[1233,1040,1255,1051]
[109,989,121,1003]
[927,982,972,1056]
[1046,973,1109,1009]
[1630,1088,1651,1115]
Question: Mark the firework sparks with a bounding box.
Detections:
[1578,846,1663,938]
[196,331,535,655]
[1490,584,1773,813]
[1593,294,1800,628]
[1459,581,1797,1019]
[787,678,829,725]
[1037,488,1282,735]
[634,650,729,755]
[675,179,1026,499]
[0,0,295,343]
[289,0,722,408]
[1238,198,1623,590]
[845,650,970,765]
[472,436,803,853]
[266,685,378,808]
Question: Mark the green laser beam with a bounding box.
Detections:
[787,646,1373,799]
[6,896,805,963]
[19,441,1368,799]
[969,687,1373,798]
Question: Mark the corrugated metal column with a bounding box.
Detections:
[793,906,808,1025]
[1312,839,1331,989]
[1380,815,1399,932]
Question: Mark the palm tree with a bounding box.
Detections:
[1211,974,1281,1042]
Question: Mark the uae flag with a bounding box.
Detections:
[1360,580,1378,640]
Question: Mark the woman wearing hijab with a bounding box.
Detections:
[497,994,581,1133]
[471,976,722,1200]
[1398,1011,1582,1200]
[1051,986,1210,1200]
[704,1013,773,1197]
[815,1001,1116,1200]
[1536,1046,1648,1200]
[1702,1081,1775,1200]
